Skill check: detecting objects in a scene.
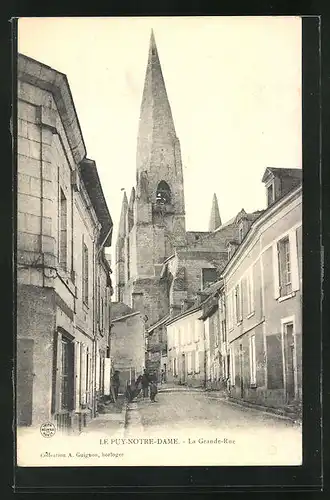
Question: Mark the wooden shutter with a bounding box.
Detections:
[191,350,196,373]
[80,343,87,406]
[289,229,299,291]
[266,334,284,389]
[53,330,62,413]
[74,341,81,411]
[273,243,280,299]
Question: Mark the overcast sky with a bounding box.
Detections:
[18,16,302,262]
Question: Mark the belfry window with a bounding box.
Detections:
[156,181,171,205]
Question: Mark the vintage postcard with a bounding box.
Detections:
[16,16,302,467]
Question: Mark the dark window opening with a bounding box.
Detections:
[267,183,274,206]
[156,180,171,205]
[60,338,74,411]
[201,268,217,290]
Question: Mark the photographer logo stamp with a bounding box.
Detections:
[40,422,56,438]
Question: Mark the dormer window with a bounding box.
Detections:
[267,182,275,206]
[238,225,244,243]
[156,181,171,205]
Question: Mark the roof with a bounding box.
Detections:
[111,302,136,321]
[221,184,302,277]
[262,167,302,183]
[79,159,113,246]
[18,54,113,247]
[18,53,86,165]
[147,314,171,333]
[111,311,141,323]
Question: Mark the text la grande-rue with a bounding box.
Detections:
[99,437,236,445]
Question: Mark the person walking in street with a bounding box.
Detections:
[112,370,120,400]
[141,369,150,398]
[150,376,158,403]
[160,369,165,384]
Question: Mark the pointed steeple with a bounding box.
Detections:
[137,30,177,172]
[118,191,128,237]
[209,193,222,231]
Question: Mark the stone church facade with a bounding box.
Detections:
[115,31,260,378]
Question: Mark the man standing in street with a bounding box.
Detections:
[141,369,150,398]
[112,370,120,400]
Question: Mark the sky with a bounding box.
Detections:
[18,16,302,264]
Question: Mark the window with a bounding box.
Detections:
[249,335,257,386]
[247,269,254,315]
[187,352,192,373]
[235,283,242,323]
[221,320,226,344]
[278,237,292,297]
[101,297,104,330]
[201,268,217,290]
[214,311,220,346]
[60,338,74,410]
[156,180,171,204]
[267,183,274,206]
[59,189,67,269]
[227,292,234,331]
[188,323,193,344]
[173,357,177,377]
[230,346,235,385]
[195,346,200,372]
[82,241,89,305]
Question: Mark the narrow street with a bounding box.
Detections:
[124,387,302,466]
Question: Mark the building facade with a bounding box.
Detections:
[17,54,113,432]
[110,303,146,392]
[224,168,302,412]
[167,307,205,387]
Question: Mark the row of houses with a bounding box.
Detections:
[16,54,146,432]
[165,167,302,413]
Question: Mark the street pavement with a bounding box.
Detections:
[124,387,302,466]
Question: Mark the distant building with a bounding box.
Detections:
[224,167,302,412]
[17,54,113,432]
[110,302,146,391]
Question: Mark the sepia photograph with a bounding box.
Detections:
[15,16,302,467]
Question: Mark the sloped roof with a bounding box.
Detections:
[262,167,302,183]
[111,302,136,320]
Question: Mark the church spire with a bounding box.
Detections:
[136,29,177,172]
[117,191,128,237]
[209,193,222,231]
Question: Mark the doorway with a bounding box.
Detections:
[283,322,295,403]
[239,343,244,398]
[181,353,186,383]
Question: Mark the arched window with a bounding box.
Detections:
[156,181,171,205]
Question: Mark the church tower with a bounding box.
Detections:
[116,30,186,325]
[135,30,186,258]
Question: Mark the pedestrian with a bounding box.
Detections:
[160,369,165,384]
[141,369,150,398]
[150,379,158,402]
[112,370,120,400]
